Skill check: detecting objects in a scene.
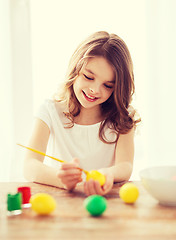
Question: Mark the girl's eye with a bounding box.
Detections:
[83,74,94,80]
[104,84,114,89]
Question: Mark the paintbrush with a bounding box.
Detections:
[17,143,88,174]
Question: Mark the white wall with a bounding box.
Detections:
[1,0,176,181]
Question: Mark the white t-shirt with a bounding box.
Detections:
[35,99,117,171]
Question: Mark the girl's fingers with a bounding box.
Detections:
[88,180,96,195]
[84,178,112,196]
[84,181,89,195]
[62,177,82,190]
[102,178,110,191]
[61,158,80,170]
[61,163,79,170]
[96,175,114,196]
[94,181,104,195]
[72,158,80,166]
[58,169,81,177]
[103,182,111,192]
[58,173,82,185]
[84,180,93,196]
[78,176,83,182]
[58,159,82,191]
[84,180,100,196]
[61,175,81,182]
[102,174,114,192]
[64,181,77,191]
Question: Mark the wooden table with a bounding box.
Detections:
[0,182,176,240]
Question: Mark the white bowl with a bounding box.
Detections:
[139,166,176,206]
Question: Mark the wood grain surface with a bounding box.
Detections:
[0,181,176,240]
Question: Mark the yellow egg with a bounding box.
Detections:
[30,193,56,215]
[119,182,139,204]
[86,170,106,186]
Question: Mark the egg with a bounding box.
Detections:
[30,193,56,215]
[86,170,106,186]
[84,195,107,216]
[119,182,139,204]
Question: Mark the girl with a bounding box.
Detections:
[24,31,140,196]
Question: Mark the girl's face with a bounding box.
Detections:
[73,57,115,111]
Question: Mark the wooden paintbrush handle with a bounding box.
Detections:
[17,143,88,174]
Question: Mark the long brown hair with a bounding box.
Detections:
[54,31,141,143]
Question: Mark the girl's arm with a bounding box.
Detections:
[24,118,63,188]
[84,127,135,196]
[24,119,81,189]
[102,126,135,182]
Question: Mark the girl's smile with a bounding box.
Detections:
[82,90,99,102]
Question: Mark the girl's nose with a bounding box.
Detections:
[89,84,100,94]
[89,88,94,93]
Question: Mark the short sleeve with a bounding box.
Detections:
[34,100,52,130]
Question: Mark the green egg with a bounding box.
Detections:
[84,195,107,216]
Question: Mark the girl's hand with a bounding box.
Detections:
[84,171,114,196]
[57,158,82,191]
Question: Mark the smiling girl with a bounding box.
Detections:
[24,31,140,196]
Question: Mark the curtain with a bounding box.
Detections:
[0,0,33,181]
[0,0,13,181]
[145,0,176,166]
